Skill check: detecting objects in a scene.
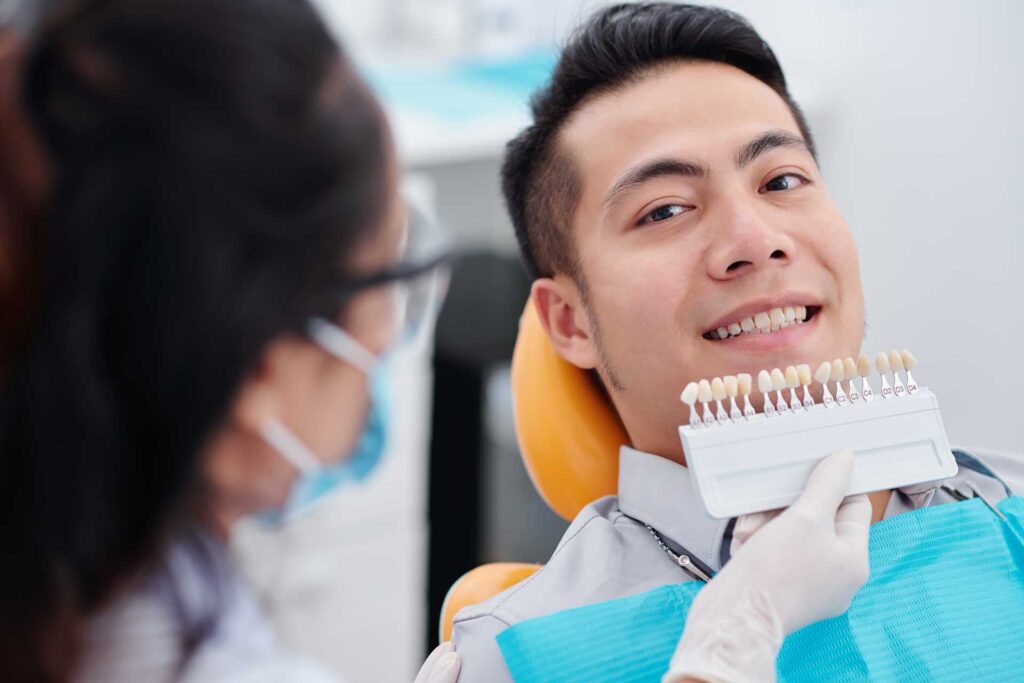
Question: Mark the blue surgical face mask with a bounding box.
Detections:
[255,319,391,526]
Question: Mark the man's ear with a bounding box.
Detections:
[531,276,600,370]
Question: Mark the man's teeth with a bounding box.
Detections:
[712,305,809,339]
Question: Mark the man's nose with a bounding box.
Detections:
[704,201,797,280]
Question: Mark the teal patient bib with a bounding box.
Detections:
[497,496,1024,682]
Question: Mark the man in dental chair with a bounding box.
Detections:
[451,3,1024,681]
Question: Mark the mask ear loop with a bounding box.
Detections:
[307,317,377,374]
[259,419,321,473]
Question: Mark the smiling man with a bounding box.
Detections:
[450,4,1023,680]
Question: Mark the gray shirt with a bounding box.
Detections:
[451,445,1024,682]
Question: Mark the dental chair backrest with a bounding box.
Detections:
[439,303,629,641]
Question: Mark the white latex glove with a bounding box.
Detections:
[663,450,871,683]
[414,641,461,683]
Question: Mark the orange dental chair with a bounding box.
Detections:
[438,302,629,641]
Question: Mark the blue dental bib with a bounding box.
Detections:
[497,496,1024,682]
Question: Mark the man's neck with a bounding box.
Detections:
[868,489,893,524]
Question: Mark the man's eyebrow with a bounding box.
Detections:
[736,129,809,168]
[604,158,710,209]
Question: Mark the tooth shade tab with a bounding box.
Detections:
[758,370,774,393]
[831,359,845,382]
[724,375,739,397]
[843,357,857,379]
[680,382,699,405]
[814,362,832,385]
[888,350,905,372]
[784,366,799,388]
[901,349,917,371]
[857,355,871,377]
[737,373,753,395]
[711,377,727,401]
[770,368,786,391]
[797,364,812,385]
[876,352,891,375]
[698,379,713,403]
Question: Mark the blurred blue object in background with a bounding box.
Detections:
[365,49,556,123]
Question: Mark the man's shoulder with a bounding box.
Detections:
[453,496,631,625]
[962,446,1024,495]
[450,495,681,681]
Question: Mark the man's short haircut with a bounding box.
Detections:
[502,3,817,283]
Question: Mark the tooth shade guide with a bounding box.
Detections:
[698,379,716,424]
[885,350,907,397]
[737,373,756,419]
[842,358,860,402]
[831,359,849,405]
[901,350,920,394]
[711,377,727,401]
[847,377,861,403]
[759,370,777,417]
[741,393,757,419]
[681,382,701,427]
[861,375,875,402]
[814,362,832,385]
[876,352,891,375]
[677,387,957,518]
[888,350,905,372]
[710,378,730,424]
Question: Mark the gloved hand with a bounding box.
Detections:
[663,450,871,683]
[414,641,461,683]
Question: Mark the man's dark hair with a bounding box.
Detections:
[502,2,816,283]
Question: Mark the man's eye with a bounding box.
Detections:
[761,173,809,193]
[638,204,689,225]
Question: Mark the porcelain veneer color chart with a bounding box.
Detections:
[678,351,955,518]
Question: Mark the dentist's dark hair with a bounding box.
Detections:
[0,0,389,679]
[503,2,816,283]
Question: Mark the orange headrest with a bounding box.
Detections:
[510,302,628,521]
[439,562,542,642]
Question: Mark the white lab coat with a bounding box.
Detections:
[76,527,339,683]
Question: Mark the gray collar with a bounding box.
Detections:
[616,446,732,572]
[616,445,953,572]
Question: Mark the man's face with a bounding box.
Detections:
[543,61,864,460]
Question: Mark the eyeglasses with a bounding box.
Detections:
[314,203,455,357]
